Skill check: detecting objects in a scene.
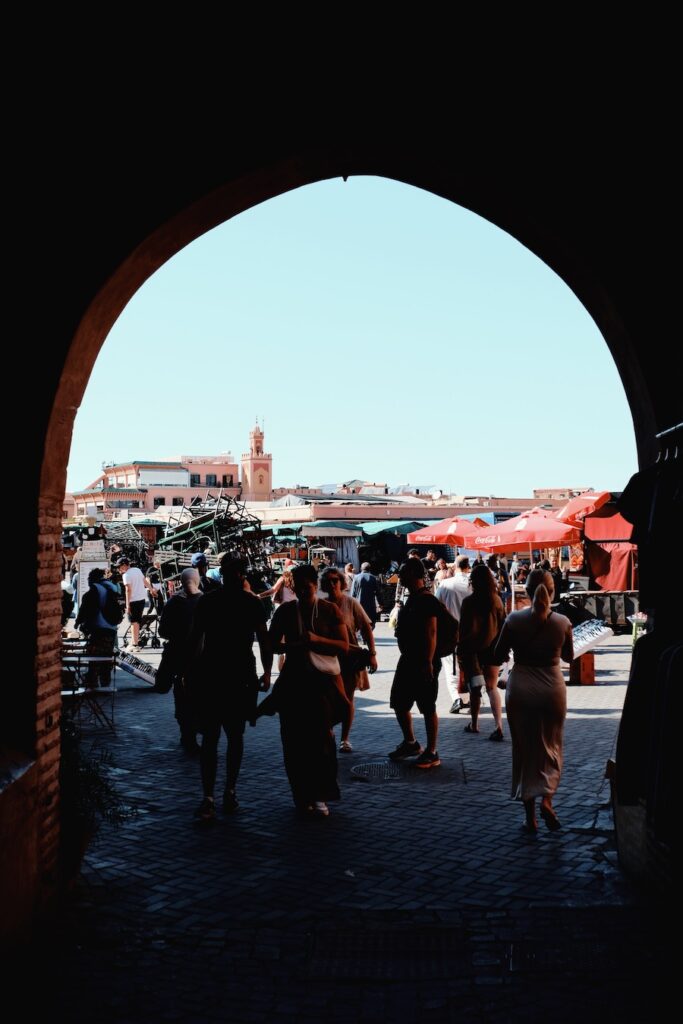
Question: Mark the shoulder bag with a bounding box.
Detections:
[299,600,341,675]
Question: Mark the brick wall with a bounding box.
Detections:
[0,498,61,944]
[34,502,64,898]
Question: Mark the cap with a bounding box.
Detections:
[191,552,207,567]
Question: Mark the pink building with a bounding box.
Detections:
[71,455,240,517]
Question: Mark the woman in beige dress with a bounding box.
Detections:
[494,568,573,833]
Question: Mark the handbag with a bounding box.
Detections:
[348,645,372,671]
[298,601,341,676]
[356,671,371,692]
[309,650,341,675]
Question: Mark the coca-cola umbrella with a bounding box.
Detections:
[551,490,611,526]
[406,516,491,546]
[470,510,583,611]
[470,509,582,554]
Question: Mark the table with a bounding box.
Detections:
[62,652,118,731]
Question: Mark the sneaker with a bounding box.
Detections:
[312,802,330,816]
[413,750,441,769]
[388,739,422,761]
[194,797,216,822]
[450,698,470,713]
[222,790,239,814]
[339,740,353,753]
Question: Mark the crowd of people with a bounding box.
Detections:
[65,541,575,833]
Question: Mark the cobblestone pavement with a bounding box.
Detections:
[30,628,671,1022]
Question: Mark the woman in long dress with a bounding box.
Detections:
[318,566,378,753]
[458,563,506,740]
[267,563,349,817]
[495,568,574,833]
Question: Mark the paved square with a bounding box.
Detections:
[34,627,670,1022]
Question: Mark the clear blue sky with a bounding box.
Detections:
[68,177,637,496]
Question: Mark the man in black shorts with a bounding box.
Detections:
[388,558,442,768]
[118,557,148,651]
[188,556,272,822]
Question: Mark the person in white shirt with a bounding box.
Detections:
[344,563,355,592]
[435,555,472,713]
[118,557,148,650]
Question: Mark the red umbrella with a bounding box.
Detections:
[551,490,611,526]
[469,509,582,554]
[406,516,491,546]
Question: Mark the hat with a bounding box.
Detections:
[284,558,295,567]
[191,552,207,567]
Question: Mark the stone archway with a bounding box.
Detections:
[3,143,674,941]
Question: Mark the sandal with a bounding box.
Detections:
[463,723,479,734]
[540,805,562,831]
[489,727,504,742]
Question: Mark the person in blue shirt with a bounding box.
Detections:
[75,568,120,687]
[351,562,381,628]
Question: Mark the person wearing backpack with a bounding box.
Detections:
[388,557,454,769]
[75,567,120,687]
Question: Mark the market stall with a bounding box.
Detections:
[582,505,637,592]
[299,520,364,569]
[360,520,431,573]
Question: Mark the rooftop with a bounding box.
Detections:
[102,461,185,470]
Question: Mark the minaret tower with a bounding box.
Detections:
[240,420,272,501]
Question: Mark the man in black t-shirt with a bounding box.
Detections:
[421,549,438,582]
[388,558,442,769]
[188,556,272,822]
[549,558,564,602]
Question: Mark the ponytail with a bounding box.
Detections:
[531,582,551,621]
[526,568,554,621]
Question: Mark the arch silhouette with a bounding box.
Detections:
[3,142,675,942]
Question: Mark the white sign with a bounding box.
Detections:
[78,560,110,600]
[82,540,106,559]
